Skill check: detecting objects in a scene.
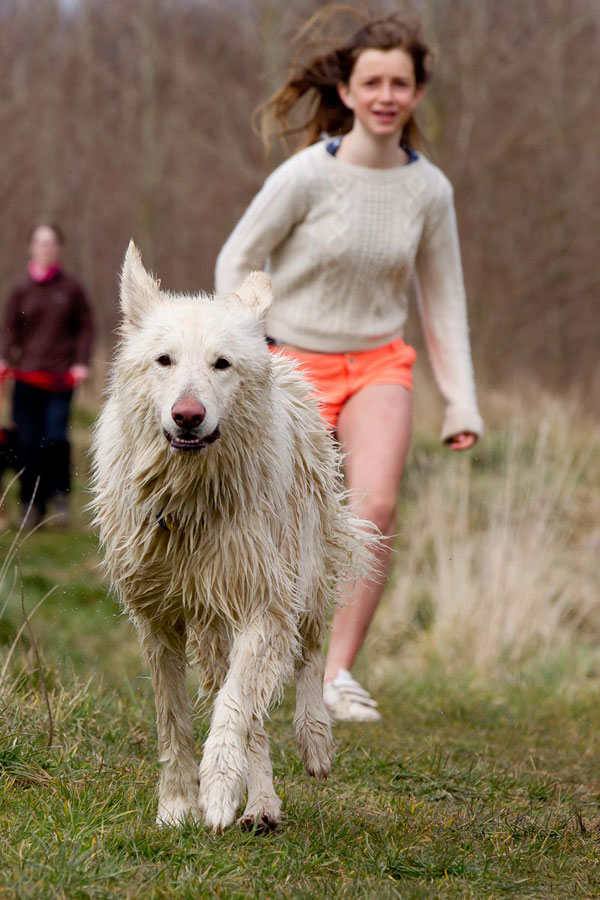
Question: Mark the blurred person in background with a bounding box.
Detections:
[0,222,94,528]
[216,8,482,722]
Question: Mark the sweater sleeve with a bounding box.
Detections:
[215,159,309,294]
[72,282,95,366]
[0,285,23,361]
[415,183,483,442]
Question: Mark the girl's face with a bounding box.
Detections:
[338,48,424,139]
[29,226,61,269]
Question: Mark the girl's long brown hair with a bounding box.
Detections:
[258,5,433,155]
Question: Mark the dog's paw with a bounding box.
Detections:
[156,796,200,827]
[239,796,282,833]
[199,782,240,833]
[297,721,335,780]
[200,799,238,833]
[304,755,332,780]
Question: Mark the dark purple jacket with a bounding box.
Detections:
[0,270,94,372]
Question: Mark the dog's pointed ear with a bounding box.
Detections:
[120,241,161,327]
[234,271,272,316]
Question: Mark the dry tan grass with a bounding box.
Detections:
[368,389,600,679]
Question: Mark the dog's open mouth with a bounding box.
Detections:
[164,427,220,452]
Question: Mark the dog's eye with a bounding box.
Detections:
[214,358,231,370]
[156,355,172,367]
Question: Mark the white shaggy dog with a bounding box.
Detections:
[91,243,370,832]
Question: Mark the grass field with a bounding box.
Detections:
[1,391,599,898]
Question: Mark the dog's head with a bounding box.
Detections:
[118,241,273,454]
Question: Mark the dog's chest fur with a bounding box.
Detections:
[95,409,316,630]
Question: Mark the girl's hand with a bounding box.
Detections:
[69,364,90,386]
[446,431,477,451]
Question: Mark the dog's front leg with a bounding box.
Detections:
[139,617,199,826]
[239,716,282,831]
[199,622,286,832]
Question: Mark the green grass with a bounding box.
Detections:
[2,666,600,898]
[1,398,600,898]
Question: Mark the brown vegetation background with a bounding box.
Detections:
[0,0,598,402]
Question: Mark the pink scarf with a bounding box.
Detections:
[28,261,61,283]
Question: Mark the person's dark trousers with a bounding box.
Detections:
[12,381,73,514]
[0,427,19,478]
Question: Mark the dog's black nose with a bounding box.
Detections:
[171,399,206,429]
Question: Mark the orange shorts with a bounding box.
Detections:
[270,337,416,430]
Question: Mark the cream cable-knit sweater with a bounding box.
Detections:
[215,141,483,441]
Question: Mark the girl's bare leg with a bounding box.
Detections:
[323,384,412,682]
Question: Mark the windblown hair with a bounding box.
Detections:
[259,4,433,154]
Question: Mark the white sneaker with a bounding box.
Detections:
[323,669,381,722]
